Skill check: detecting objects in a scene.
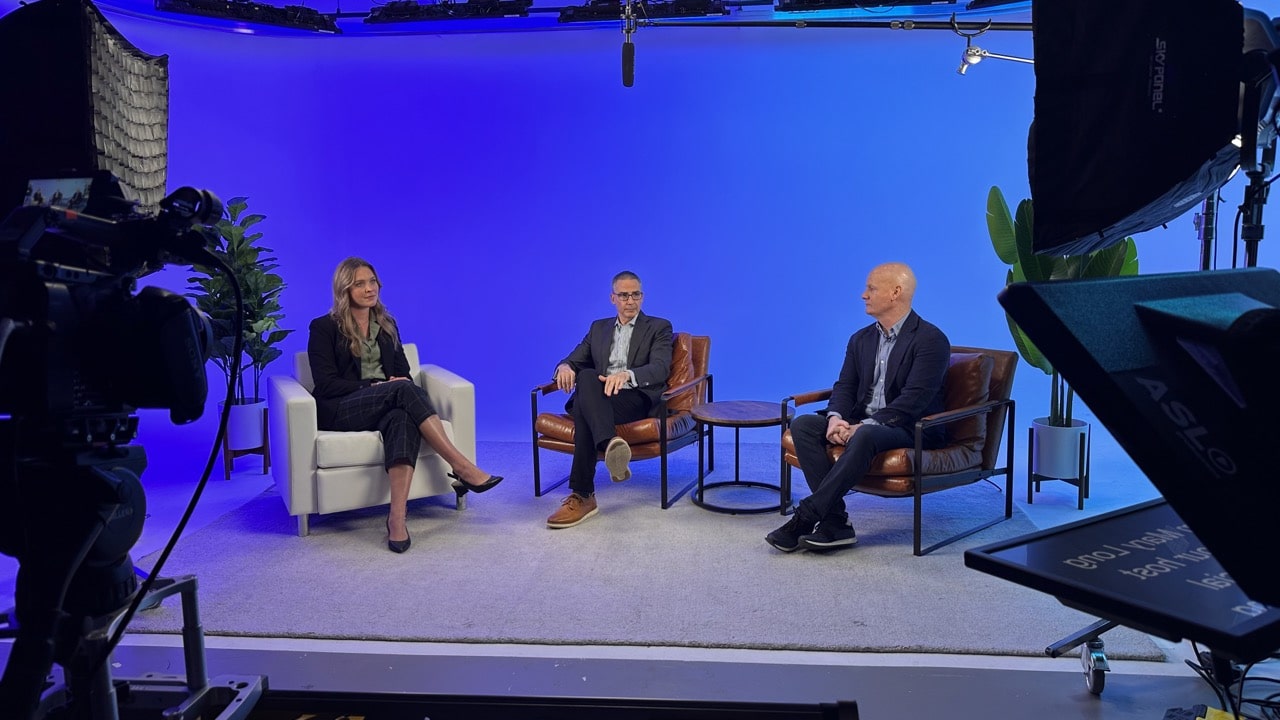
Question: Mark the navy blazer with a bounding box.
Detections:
[307,313,412,430]
[825,310,950,447]
[558,311,674,417]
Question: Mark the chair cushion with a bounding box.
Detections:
[941,352,994,452]
[534,332,698,450]
[665,333,696,412]
[535,412,697,446]
[315,417,450,469]
[780,352,995,493]
[861,353,991,482]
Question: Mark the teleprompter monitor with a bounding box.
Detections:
[992,268,1280,611]
[965,498,1280,663]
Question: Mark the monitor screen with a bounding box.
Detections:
[966,499,1280,662]
[23,177,92,212]
[996,268,1280,609]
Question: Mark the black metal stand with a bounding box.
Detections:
[1242,160,1272,269]
[967,500,1280,699]
[693,426,790,515]
[1027,427,1091,510]
[1044,618,1117,696]
[3,575,266,720]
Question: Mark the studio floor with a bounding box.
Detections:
[2,436,1275,719]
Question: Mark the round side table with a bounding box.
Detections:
[689,400,793,515]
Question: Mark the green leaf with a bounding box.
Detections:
[1006,312,1052,375]
[986,187,1141,420]
[226,197,249,220]
[1014,201,1057,283]
[184,196,291,404]
[1120,237,1140,276]
[986,186,1018,265]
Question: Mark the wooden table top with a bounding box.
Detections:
[690,400,792,428]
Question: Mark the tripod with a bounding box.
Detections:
[0,421,265,720]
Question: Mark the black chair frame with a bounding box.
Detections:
[531,373,715,508]
[783,395,1015,556]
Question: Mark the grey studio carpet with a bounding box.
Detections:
[129,442,1163,661]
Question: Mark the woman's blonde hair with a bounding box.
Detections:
[329,256,400,357]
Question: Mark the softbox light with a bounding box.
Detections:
[0,0,169,218]
[1029,0,1244,257]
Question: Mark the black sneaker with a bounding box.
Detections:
[799,520,858,551]
[766,514,816,553]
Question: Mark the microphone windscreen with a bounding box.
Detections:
[622,40,634,88]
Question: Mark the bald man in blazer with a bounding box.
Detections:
[546,270,673,529]
[769,262,950,553]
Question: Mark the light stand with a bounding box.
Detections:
[1194,192,1219,272]
[1240,140,1275,269]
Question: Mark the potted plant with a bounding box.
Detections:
[186,196,293,454]
[986,185,1138,483]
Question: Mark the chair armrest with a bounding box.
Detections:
[662,372,711,404]
[784,388,833,408]
[532,379,558,396]
[267,374,319,515]
[421,364,476,463]
[915,397,1013,434]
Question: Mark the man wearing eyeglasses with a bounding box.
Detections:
[768,262,950,553]
[546,271,673,529]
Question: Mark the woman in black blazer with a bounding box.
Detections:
[307,257,502,553]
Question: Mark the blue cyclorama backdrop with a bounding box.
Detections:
[2,2,1273,469]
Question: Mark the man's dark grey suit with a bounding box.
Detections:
[558,311,673,495]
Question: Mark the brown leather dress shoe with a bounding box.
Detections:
[546,492,599,529]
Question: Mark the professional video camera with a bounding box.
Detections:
[0,173,218,423]
[0,172,221,719]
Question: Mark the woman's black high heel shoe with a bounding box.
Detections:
[386,518,411,554]
[448,472,504,495]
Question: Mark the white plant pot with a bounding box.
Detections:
[220,399,267,451]
[1031,417,1089,480]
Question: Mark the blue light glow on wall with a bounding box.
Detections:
[2,0,1275,479]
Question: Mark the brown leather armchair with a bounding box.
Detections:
[781,346,1017,555]
[531,332,713,508]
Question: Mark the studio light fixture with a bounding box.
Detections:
[963,0,1026,9]
[950,14,1030,74]
[774,0,954,14]
[559,0,728,24]
[154,0,340,33]
[955,43,1031,74]
[365,0,533,24]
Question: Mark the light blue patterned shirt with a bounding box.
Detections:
[861,314,907,424]
[607,316,638,388]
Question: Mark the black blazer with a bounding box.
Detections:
[825,310,951,447]
[558,311,674,417]
[307,313,412,430]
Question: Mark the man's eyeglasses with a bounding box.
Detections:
[613,291,644,301]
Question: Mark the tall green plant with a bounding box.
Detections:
[986,186,1139,427]
[186,197,293,404]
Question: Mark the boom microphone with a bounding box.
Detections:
[623,39,635,87]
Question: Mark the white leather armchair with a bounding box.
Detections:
[267,343,474,536]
